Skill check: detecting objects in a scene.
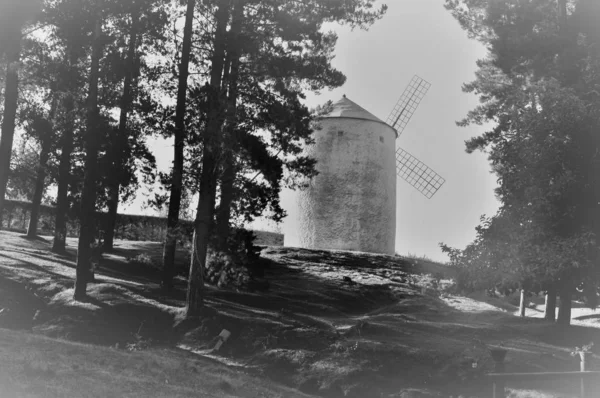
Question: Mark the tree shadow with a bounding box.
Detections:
[19,234,50,242]
[0,252,74,282]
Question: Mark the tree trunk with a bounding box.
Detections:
[74,16,104,301]
[186,0,231,318]
[544,289,557,321]
[216,158,235,249]
[21,207,27,229]
[215,1,242,251]
[519,289,526,317]
[0,32,21,224]
[52,95,75,253]
[27,128,52,238]
[557,285,572,325]
[103,8,139,251]
[162,0,196,290]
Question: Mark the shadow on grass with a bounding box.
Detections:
[0,252,75,282]
[19,234,50,242]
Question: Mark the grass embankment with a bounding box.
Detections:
[1,230,600,397]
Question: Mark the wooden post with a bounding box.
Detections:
[544,290,557,321]
[580,352,591,398]
[490,348,508,398]
[519,289,526,317]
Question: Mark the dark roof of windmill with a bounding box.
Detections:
[323,96,397,135]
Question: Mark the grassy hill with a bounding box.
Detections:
[0,230,599,397]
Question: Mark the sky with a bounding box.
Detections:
[126,0,502,263]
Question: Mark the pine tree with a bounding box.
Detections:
[161,0,197,290]
[74,13,105,300]
[184,0,388,317]
[444,0,600,324]
[0,0,42,225]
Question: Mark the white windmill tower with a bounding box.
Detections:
[284,75,444,255]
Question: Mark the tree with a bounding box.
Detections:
[0,0,42,225]
[102,3,141,251]
[186,0,230,317]
[162,0,197,290]
[41,0,93,253]
[74,13,105,300]
[184,0,388,317]
[100,0,166,251]
[444,0,600,325]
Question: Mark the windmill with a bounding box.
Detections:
[285,75,446,255]
[387,75,445,199]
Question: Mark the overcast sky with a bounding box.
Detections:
[129,0,501,262]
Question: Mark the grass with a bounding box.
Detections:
[0,327,311,398]
[1,230,600,397]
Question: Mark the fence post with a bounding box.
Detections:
[519,289,526,317]
[580,351,591,398]
[490,348,508,398]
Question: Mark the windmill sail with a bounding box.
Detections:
[395,148,445,199]
[387,75,445,198]
[387,75,431,136]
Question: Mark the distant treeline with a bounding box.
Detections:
[0,199,283,245]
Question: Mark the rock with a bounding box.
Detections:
[343,276,357,285]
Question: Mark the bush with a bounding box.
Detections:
[127,253,157,268]
[203,228,266,290]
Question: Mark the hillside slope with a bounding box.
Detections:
[0,230,599,397]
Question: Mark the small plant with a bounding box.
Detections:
[330,340,359,354]
[127,253,156,268]
[571,342,594,357]
[126,322,152,351]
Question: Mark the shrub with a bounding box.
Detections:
[203,228,266,289]
[127,253,156,268]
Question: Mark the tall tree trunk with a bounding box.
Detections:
[186,0,231,317]
[215,2,242,251]
[215,64,240,249]
[0,33,21,225]
[104,8,139,251]
[162,0,196,290]
[544,288,557,321]
[216,158,235,249]
[52,95,75,253]
[74,16,104,300]
[556,284,572,325]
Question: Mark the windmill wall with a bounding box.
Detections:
[285,115,397,255]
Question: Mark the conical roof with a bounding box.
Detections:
[324,95,387,124]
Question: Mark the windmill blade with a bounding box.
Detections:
[387,75,431,136]
[396,147,445,199]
